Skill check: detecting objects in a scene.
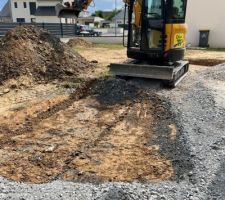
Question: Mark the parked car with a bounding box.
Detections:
[76,25,102,37]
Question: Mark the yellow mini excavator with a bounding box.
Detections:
[56,0,189,87]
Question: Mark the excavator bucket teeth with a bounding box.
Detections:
[55,3,79,18]
[109,61,189,88]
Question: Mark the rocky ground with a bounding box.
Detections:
[0,63,224,199]
[0,31,225,199]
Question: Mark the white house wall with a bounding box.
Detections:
[36,16,60,23]
[9,0,72,23]
[186,0,225,48]
[36,0,73,23]
[37,1,58,6]
[10,0,36,23]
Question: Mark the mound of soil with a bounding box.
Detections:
[0,25,93,84]
[67,38,93,48]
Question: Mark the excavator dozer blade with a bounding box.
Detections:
[109,61,189,88]
[55,3,79,18]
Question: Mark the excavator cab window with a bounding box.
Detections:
[128,0,142,48]
[128,0,163,51]
[166,0,187,23]
[147,0,162,19]
[144,0,163,50]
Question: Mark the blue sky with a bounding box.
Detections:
[0,0,8,10]
[89,0,123,12]
[0,0,123,12]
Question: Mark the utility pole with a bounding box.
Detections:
[115,0,117,36]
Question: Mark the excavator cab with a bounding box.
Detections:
[110,0,189,87]
[127,0,188,64]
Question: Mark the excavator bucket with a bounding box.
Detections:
[55,3,80,18]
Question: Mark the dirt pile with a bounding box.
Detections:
[0,25,93,84]
[67,38,93,48]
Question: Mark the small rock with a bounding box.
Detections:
[45,146,56,152]
[211,145,220,150]
[3,88,10,94]
[91,60,98,64]
[10,84,17,89]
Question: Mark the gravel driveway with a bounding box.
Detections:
[0,64,225,200]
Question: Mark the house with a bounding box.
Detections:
[77,16,104,28]
[112,9,128,28]
[0,1,12,22]
[186,0,225,48]
[34,0,62,23]
[0,0,74,23]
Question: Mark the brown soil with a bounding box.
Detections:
[0,79,177,184]
[188,58,225,66]
[0,42,201,184]
[0,25,93,85]
[76,48,127,76]
[185,49,225,66]
[67,38,93,48]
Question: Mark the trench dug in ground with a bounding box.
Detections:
[185,49,225,66]
[0,78,193,184]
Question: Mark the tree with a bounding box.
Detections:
[91,9,122,20]
[91,10,103,18]
[105,9,121,21]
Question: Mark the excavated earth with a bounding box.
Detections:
[0,25,94,86]
[1,64,225,200]
[67,38,93,48]
[0,78,191,184]
[185,49,225,66]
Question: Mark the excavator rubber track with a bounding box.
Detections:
[109,60,189,88]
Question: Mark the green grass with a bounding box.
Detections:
[74,47,88,52]
[187,47,225,52]
[71,43,125,51]
[99,70,114,78]
[94,43,125,49]
[205,48,225,52]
